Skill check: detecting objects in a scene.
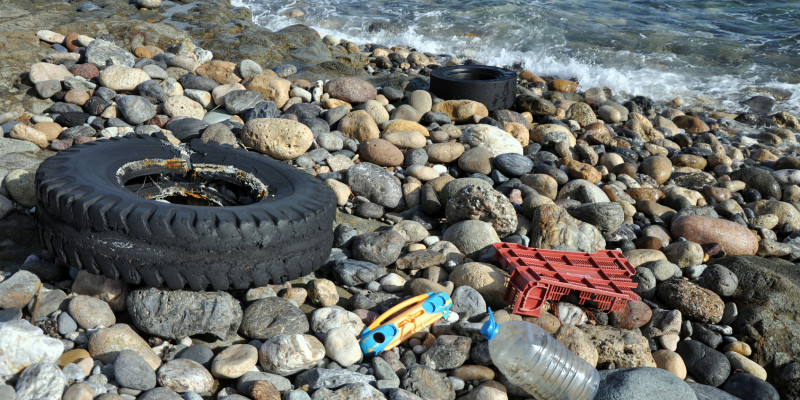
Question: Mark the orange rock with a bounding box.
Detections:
[564,159,601,184]
[672,115,710,134]
[65,32,81,52]
[196,60,241,84]
[626,188,664,203]
[549,79,578,93]
[671,215,758,256]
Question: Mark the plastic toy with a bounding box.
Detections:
[359,292,452,356]
[493,243,639,317]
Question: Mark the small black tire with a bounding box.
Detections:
[430,65,517,111]
[35,135,336,290]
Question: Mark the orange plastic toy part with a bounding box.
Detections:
[493,243,639,317]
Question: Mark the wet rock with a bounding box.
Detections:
[127,288,242,340]
[730,167,781,200]
[239,297,308,340]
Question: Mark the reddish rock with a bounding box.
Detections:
[610,300,652,330]
[65,32,81,51]
[626,188,664,203]
[68,64,100,80]
[672,115,710,134]
[324,77,377,104]
[671,215,758,256]
[358,138,404,167]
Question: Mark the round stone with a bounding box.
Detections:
[239,297,309,340]
[114,350,156,391]
[358,138,404,167]
[157,359,213,394]
[241,118,314,160]
[323,327,362,367]
[259,334,325,376]
[68,295,116,329]
[307,278,339,307]
[211,344,259,379]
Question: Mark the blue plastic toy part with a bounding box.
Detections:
[481,307,499,340]
[422,292,452,318]
[359,323,399,355]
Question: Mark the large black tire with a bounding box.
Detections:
[35,135,336,290]
[430,65,517,111]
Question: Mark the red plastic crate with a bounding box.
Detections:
[493,243,639,317]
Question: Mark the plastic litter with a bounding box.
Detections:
[493,243,639,317]
[359,291,452,355]
[481,307,600,400]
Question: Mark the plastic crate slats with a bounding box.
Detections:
[493,243,640,317]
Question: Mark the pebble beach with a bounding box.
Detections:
[1,1,799,400]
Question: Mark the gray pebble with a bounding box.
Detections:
[115,350,157,391]
[57,312,78,335]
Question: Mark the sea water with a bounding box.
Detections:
[232,0,800,114]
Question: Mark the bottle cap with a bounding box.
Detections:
[480,307,498,340]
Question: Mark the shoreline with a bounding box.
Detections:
[0,0,799,399]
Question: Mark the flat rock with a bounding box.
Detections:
[421,335,472,370]
[295,368,375,390]
[239,296,308,340]
[85,39,135,67]
[99,65,150,91]
[211,344,259,379]
[330,259,387,286]
[157,358,213,394]
[0,270,40,309]
[127,288,242,340]
[401,365,455,400]
[89,324,161,370]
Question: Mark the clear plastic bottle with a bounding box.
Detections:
[480,308,600,400]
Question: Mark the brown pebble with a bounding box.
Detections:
[250,380,281,400]
[60,349,91,368]
[65,32,81,51]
